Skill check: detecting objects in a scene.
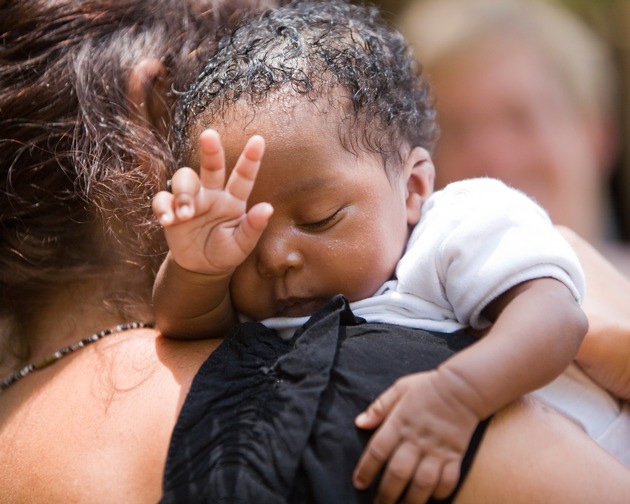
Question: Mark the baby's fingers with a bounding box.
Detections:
[353,384,406,491]
[426,460,460,501]
[170,167,201,220]
[152,190,176,226]
[353,423,399,491]
[374,444,424,504]
[400,456,443,504]
[198,129,226,190]
[225,135,265,202]
[356,382,403,430]
[234,202,274,253]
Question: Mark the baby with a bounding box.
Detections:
[152,1,587,501]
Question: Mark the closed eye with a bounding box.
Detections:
[301,208,343,231]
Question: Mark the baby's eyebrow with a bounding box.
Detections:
[277,174,338,197]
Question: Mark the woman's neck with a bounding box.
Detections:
[16,274,155,365]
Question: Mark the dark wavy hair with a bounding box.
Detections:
[0,0,266,354]
[176,0,438,174]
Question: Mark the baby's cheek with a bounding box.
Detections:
[230,267,262,316]
[344,252,396,301]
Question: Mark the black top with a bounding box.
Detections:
[161,295,489,504]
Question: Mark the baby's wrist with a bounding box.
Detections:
[168,252,234,286]
[433,365,489,421]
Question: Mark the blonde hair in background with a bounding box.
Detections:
[397,0,617,120]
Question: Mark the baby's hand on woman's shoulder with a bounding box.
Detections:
[152,129,273,275]
[353,370,480,504]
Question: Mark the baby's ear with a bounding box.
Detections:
[404,147,435,226]
[127,58,170,136]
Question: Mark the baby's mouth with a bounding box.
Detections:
[275,297,326,318]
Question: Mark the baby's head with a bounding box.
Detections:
[176,0,438,319]
[177,0,438,178]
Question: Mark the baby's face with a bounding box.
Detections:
[208,101,414,320]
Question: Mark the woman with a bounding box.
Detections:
[0,1,264,501]
[1,1,629,503]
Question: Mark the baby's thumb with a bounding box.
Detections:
[355,386,400,430]
[236,203,274,251]
[247,202,274,232]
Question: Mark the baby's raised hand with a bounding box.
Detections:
[353,370,480,504]
[152,129,273,275]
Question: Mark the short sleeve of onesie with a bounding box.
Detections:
[396,178,585,329]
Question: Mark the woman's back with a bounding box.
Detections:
[0,328,219,502]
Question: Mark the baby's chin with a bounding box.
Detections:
[273,297,329,318]
[237,297,330,321]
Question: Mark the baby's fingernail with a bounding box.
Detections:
[353,475,367,490]
[177,204,193,219]
[355,412,368,424]
[159,212,173,225]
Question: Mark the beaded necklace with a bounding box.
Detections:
[0,322,155,392]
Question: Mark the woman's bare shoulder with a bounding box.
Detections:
[0,328,221,503]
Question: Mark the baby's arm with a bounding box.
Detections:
[152,130,273,339]
[559,226,630,399]
[451,277,588,417]
[353,277,587,503]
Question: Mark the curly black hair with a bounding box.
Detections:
[176,0,438,175]
[0,0,270,358]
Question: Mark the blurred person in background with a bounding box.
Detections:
[397,0,630,276]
